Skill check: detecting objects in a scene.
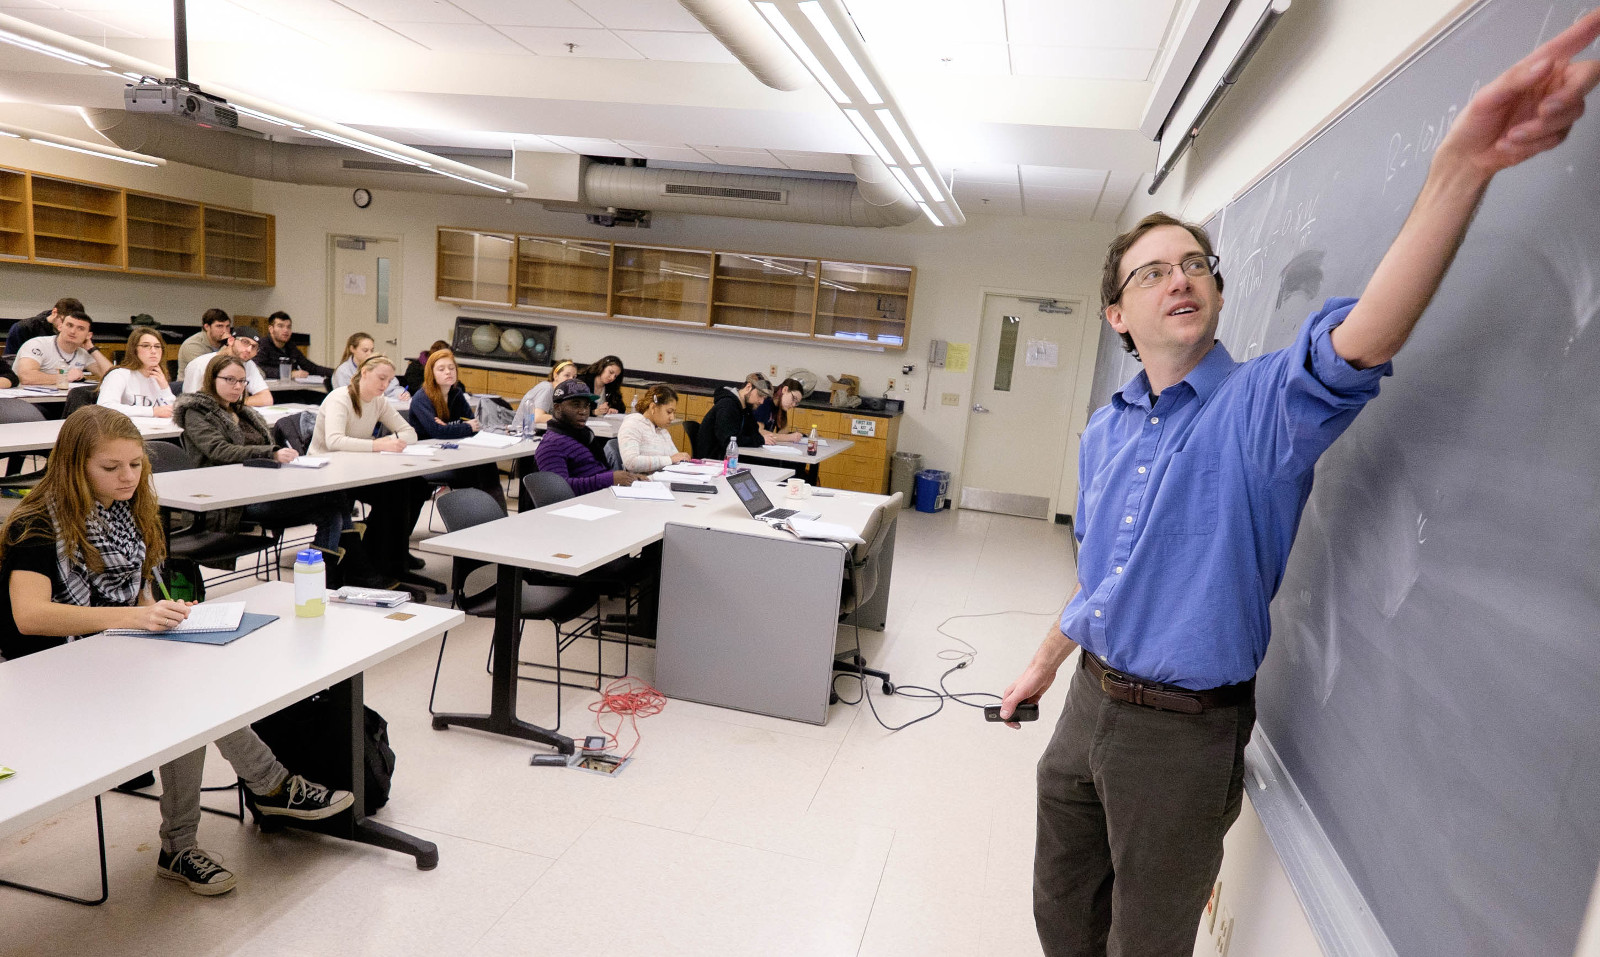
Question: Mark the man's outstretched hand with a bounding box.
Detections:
[1441,8,1600,175]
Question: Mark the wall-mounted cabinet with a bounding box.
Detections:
[0,165,273,285]
[436,228,913,351]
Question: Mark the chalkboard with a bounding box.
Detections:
[1085,2,1600,954]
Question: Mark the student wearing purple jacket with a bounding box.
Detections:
[532,379,644,495]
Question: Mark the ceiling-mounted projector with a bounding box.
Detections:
[124,79,238,130]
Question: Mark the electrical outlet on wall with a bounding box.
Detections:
[1215,909,1234,957]
[941,392,959,406]
[769,365,777,378]
[656,351,665,365]
[671,354,678,365]
[886,377,895,391]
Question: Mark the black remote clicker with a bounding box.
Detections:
[984,704,1039,722]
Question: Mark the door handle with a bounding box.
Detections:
[971,404,990,413]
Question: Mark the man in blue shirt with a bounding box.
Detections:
[999,14,1600,955]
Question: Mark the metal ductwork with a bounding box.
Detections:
[81,108,513,197]
[582,154,920,228]
[676,0,811,92]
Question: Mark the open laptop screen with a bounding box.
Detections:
[726,469,776,517]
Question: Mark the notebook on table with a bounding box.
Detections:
[104,601,245,636]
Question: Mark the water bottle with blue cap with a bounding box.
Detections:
[293,549,326,618]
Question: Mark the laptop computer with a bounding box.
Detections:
[726,469,816,523]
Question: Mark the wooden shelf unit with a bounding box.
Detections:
[0,165,273,284]
[435,228,913,350]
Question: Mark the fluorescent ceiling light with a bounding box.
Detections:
[842,109,894,165]
[29,138,160,167]
[755,3,849,102]
[874,109,916,161]
[431,166,508,193]
[889,165,917,197]
[917,203,940,226]
[0,130,17,139]
[798,1,882,104]
[233,105,303,130]
[0,28,107,68]
[912,166,943,199]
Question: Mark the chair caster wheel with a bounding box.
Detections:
[431,716,449,730]
[853,654,865,666]
[829,691,840,705]
[881,682,894,695]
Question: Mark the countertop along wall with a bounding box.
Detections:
[1118,1,1469,956]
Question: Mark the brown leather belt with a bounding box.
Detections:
[1082,652,1253,714]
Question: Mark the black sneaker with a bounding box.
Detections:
[250,774,354,820]
[157,847,237,896]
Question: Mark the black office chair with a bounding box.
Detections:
[428,489,601,730]
[831,492,903,702]
[145,441,280,578]
[603,438,623,471]
[682,420,700,458]
[61,387,99,418]
[271,411,318,456]
[0,398,49,488]
[522,471,574,509]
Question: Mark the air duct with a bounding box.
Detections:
[81,108,514,197]
[676,0,811,91]
[582,154,919,228]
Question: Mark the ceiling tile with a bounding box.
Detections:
[614,30,737,64]
[962,194,1024,216]
[1020,166,1107,190]
[954,181,1022,207]
[569,0,704,32]
[4,8,143,39]
[1006,0,1176,49]
[878,41,1011,77]
[1011,45,1158,81]
[540,136,641,158]
[448,0,600,28]
[770,150,856,174]
[847,0,1008,47]
[0,1,60,9]
[498,26,643,58]
[691,147,788,169]
[1093,170,1143,222]
[616,142,713,163]
[290,17,421,48]
[51,7,167,38]
[385,22,527,54]
[232,0,369,20]
[336,0,475,23]
[947,163,1019,187]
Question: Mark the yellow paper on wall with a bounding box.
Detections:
[0,767,14,781]
[945,343,971,373]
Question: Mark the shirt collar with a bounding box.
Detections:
[1114,340,1236,409]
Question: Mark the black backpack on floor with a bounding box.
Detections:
[250,692,396,816]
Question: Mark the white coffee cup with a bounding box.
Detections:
[786,479,810,499]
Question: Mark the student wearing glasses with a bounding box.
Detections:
[98,327,174,418]
[0,405,353,896]
[173,353,351,573]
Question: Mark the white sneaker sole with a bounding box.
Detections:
[157,864,237,896]
[254,789,355,820]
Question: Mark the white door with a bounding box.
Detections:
[958,293,1087,519]
[329,236,403,363]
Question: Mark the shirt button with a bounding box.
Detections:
[1150,416,1159,424]
[1094,610,1102,618]
[1114,566,1123,574]
[1137,466,1147,474]
[1124,516,1133,524]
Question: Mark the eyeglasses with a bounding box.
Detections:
[216,375,248,386]
[1111,254,1220,303]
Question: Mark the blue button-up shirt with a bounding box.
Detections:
[1062,298,1391,689]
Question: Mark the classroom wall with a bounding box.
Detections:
[1121,1,1467,955]
[0,135,1110,496]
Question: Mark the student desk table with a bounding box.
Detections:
[0,581,464,903]
[418,463,794,752]
[0,416,182,454]
[653,481,894,724]
[737,438,854,485]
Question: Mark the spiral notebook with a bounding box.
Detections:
[104,601,245,636]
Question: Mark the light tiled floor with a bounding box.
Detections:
[0,506,1078,956]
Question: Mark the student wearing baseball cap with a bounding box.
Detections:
[182,326,274,407]
[532,379,644,494]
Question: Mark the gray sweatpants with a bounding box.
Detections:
[1033,655,1255,957]
[157,727,288,854]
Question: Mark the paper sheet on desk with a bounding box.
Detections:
[754,444,806,456]
[612,482,674,501]
[297,375,327,384]
[458,431,521,449]
[784,518,864,544]
[284,456,329,469]
[549,504,619,521]
[659,463,722,477]
[381,446,436,457]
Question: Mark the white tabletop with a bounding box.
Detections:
[420,463,794,575]
[155,437,538,511]
[0,416,183,454]
[0,580,464,841]
[737,438,854,468]
[675,480,889,541]
[0,384,92,405]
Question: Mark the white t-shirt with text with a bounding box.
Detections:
[97,368,175,417]
[183,355,268,397]
[17,335,94,374]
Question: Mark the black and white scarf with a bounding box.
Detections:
[52,500,146,609]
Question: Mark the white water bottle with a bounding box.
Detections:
[725,436,739,473]
[293,549,326,618]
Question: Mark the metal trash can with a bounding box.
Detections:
[890,452,922,506]
[914,469,950,513]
